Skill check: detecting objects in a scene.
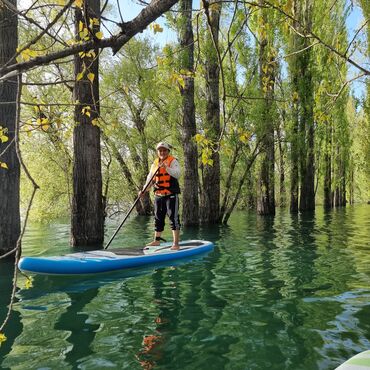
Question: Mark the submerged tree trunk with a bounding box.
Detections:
[200,0,221,224]
[179,0,199,225]
[298,0,315,212]
[257,0,275,216]
[323,120,332,209]
[71,0,104,247]
[0,0,20,257]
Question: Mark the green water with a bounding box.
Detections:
[1,205,369,370]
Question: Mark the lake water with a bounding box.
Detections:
[0,205,369,369]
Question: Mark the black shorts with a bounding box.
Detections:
[154,194,181,231]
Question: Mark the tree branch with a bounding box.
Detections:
[0,0,179,80]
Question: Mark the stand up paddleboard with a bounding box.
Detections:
[335,350,370,370]
[18,240,214,275]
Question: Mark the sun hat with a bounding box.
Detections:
[156,142,171,150]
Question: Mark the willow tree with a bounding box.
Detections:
[71,0,104,246]
[256,0,276,215]
[359,0,370,191]
[178,0,199,225]
[0,0,20,257]
[200,0,222,224]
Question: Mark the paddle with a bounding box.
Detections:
[104,166,160,250]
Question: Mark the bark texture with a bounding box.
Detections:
[179,0,199,225]
[71,0,104,246]
[0,0,20,257]
[257,0,275,216]
[200,0,221,224]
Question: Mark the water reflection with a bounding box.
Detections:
[1,206,369,369]
[0,262,23,370]
[54,289,100,369]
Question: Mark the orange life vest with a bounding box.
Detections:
[153,156,180,196]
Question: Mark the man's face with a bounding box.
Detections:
[157,148,169,161]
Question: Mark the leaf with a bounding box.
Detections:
[25,277,33,289]
[76,71,84,81]
[0,162,8,169]
[95,31,103,40]
[91,118,99,126]
[0,135,8,143]
[87,73,95,83]
[79,21,84,32]
[152,23,163,34]
[0,333,7,346]
[74,0,83,8]
[90,18,99,26]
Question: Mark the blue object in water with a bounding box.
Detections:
[18,240,214,275]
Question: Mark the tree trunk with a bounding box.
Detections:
[277,124,286,207]
[200,0,221,224]
[298,0,315,212]
[134,115,152,215]
[71,0,104,247]
[0,0,20,257]
[323,120,332,209]
[179,0,199,226]
[257,0,275,216]
[290,99,299,213]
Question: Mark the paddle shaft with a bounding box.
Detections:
[104,166,160,250]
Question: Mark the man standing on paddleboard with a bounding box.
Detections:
[139,142,181,250]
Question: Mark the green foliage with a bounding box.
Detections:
[13,0,370,223]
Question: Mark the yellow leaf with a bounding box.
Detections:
[76,71,84,81]
[91,118,99,126]
[0,135,8,143]
[79,21,84,32]
[152,23,163,34]
[74,0,83,8]
[87,73,95,83]
[95,31,103,40]
[0,162,8,169]
[177,76,185,89]
[90,18,99,26]
[25,277,33,289]
[0,333,7,346]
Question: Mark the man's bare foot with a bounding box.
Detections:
[146,240,160,247]
[170,245,180,250]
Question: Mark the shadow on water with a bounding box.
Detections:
[0,261,23,369]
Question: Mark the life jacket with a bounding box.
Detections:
[153,156,180,196]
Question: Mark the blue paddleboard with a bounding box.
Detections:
[18,240,214,275]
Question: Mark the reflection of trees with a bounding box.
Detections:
[136,224,238,369]
[0,262,23,370]
[54,288,100,370]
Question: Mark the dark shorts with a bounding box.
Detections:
[154,194,181,231]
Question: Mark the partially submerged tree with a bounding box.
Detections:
[0,0,20,257]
